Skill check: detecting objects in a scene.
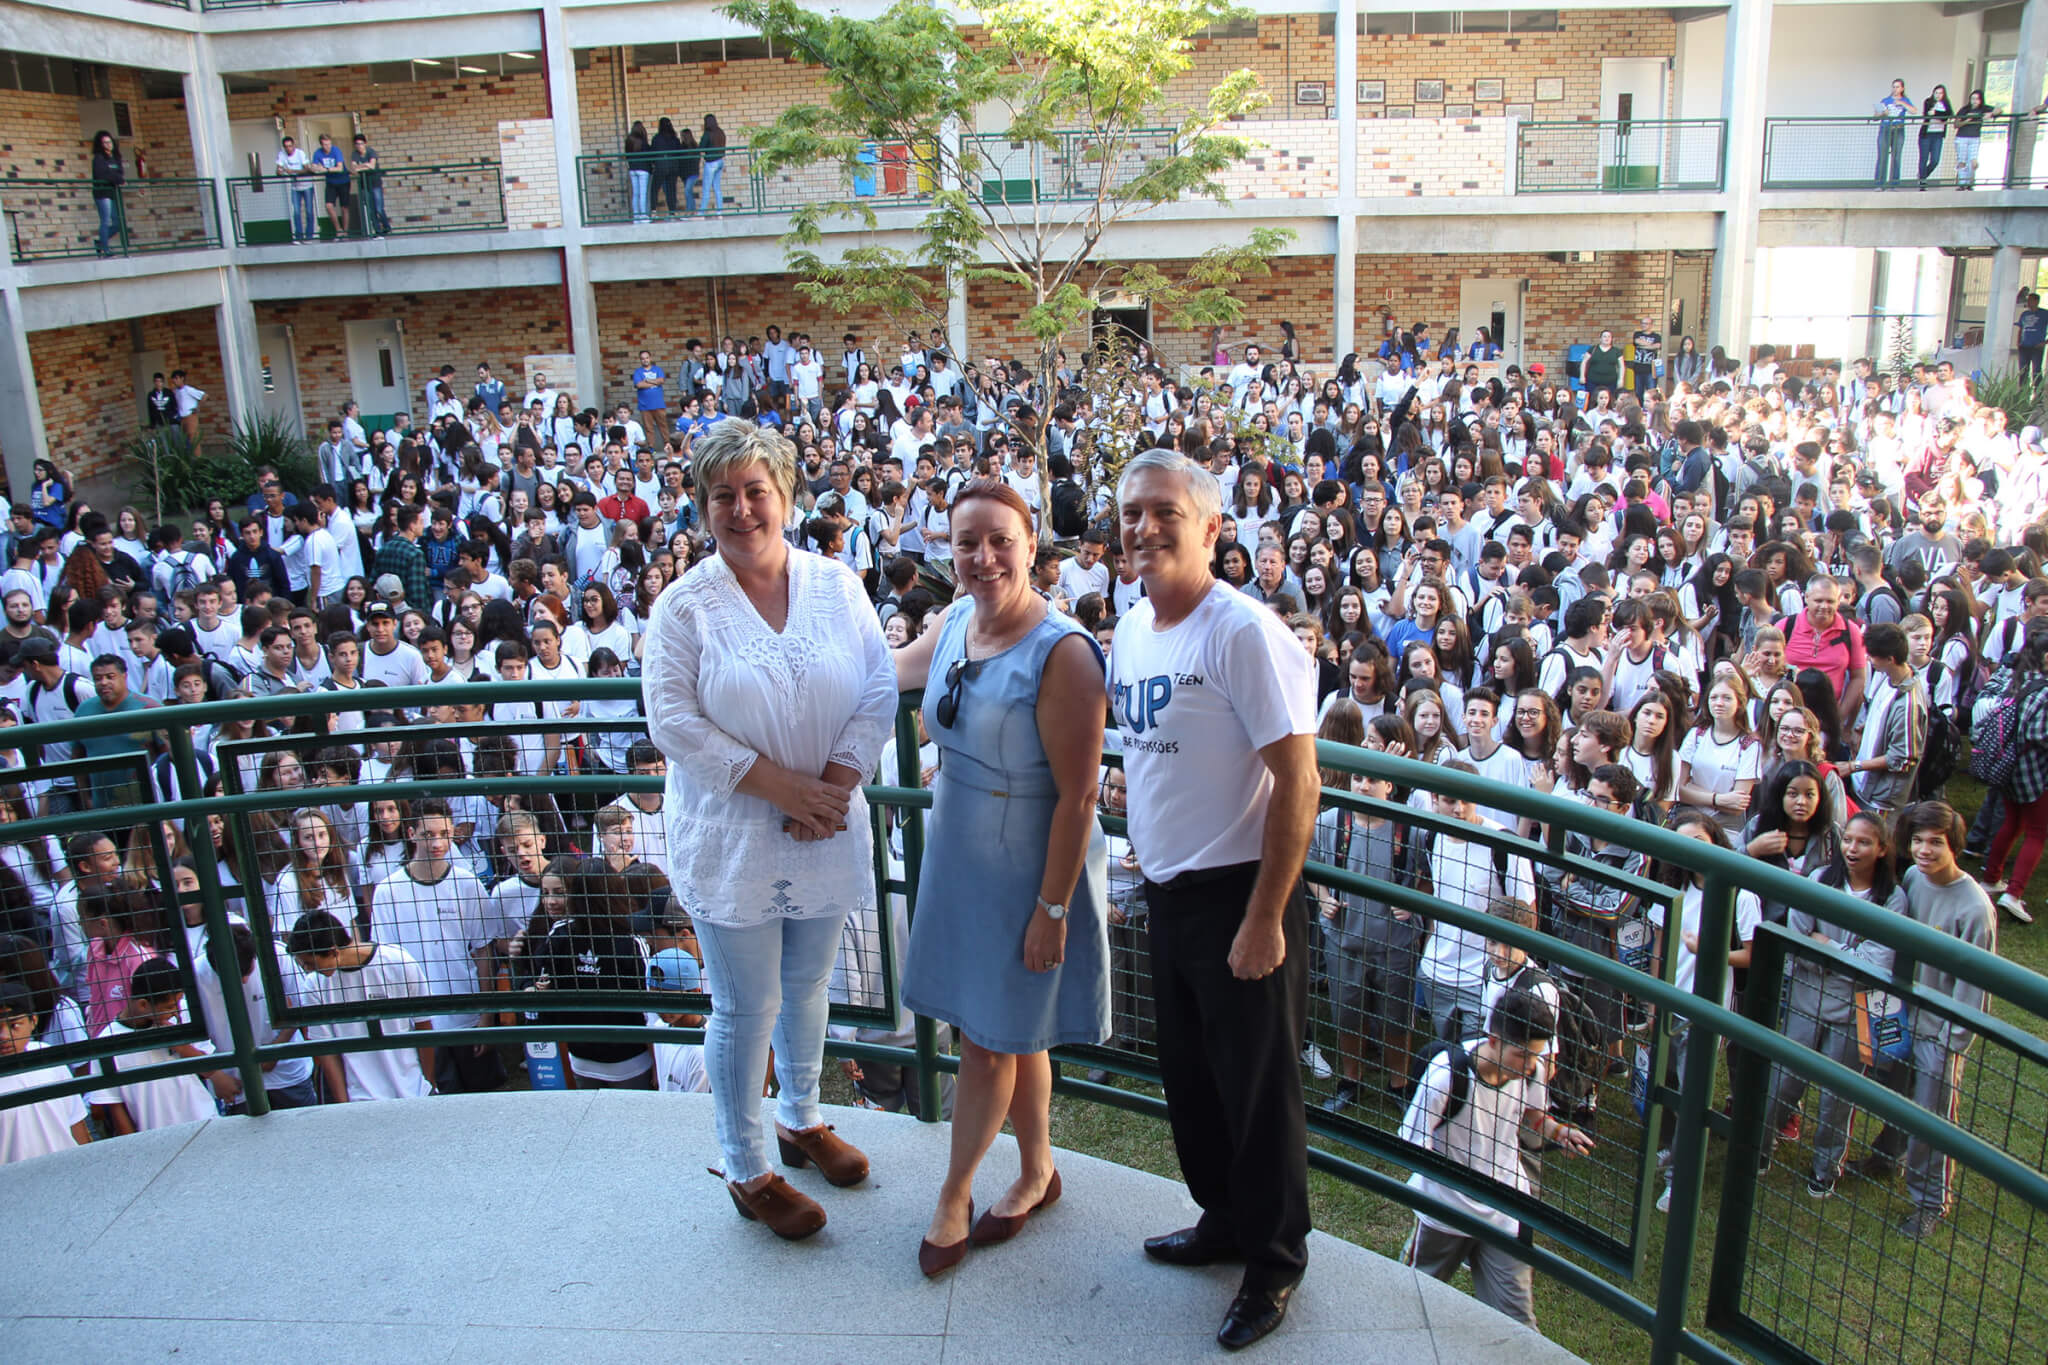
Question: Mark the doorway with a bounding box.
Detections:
[130,350,166,429]
[1598,57,1669,190]
[256,324,304,436]
[1668,258,1707,352]
[344,320,410,431]
[1091,305,1150,367]
[1457,279,1522,366]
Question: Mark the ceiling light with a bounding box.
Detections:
[508,52,537,60]
[460,65,487,73]
[414,58,443,66]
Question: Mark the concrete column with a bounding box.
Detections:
[1333,0,1358,360]
[1985,246,2025,372]
[543,6,604,412]
[0,283,50,498]
[186,35,260,431]
[2008,0,2044,188]
[1708,0,1771,361]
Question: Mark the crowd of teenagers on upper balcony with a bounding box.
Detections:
[1,300,2042,1316]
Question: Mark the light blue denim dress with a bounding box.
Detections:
[903,600,1112,1054]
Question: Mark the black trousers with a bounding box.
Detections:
[1145,862,1311,1291]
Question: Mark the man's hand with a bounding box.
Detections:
[1228,915,1286,980]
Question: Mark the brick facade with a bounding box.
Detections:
[0,70,195,180]
[1165,16,1336,122]
[1355,250,1674,367]
[1359,115,1513,197]
[225,67,548,170]
[31,308,223,485]
[1358,12,1677,121]
[1217,119,1340,199]
[253,290,569,433]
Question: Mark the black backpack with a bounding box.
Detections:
[1510,963,1609,1114]
[1914,657,1966,799]
[1049,478,1088,538]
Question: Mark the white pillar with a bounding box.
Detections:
[2008,0,2044,188]
[1709,0,1771,361]
[544,6,604,411]
[1333,0,1358,360]
[0,283,50,498]
[187,37,260,431]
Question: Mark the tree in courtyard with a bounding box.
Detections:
[723,0,1294,526]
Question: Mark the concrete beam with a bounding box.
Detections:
[0,285,52,501]
[237,242,565,301]
[206,12,544,73]
[2,4,195,71]
[16,265,226,332]
[1757,205,2048,248]
[1709,0,1770,358]
[1985,245,2025,371]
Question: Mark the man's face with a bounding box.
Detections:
[1077,540,1101,569]
[289,616,317,649]
[3,594,30,627]
[1254,547,1285,587]
[411,817,454,864]
[369,615,395,646]
[264,635,293,672]
[1119,468,1220,584]
[329,639,359,676]
[91,663,127,707]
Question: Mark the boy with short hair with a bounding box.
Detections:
[1399,988,1592,1329]
[287,908,436,1102]
[86,958,241,1134]
[0,981,92,1163]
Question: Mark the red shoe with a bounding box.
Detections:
[968,1170,1062,1247]
[919,1202,974,1277]
[1778,1114,1802,1143]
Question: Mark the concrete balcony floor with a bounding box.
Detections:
[0,1089,1583,1363]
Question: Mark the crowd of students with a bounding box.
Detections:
[0,318,2035,1327]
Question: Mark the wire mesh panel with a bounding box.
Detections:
[1761,115,2045,191]
[1515,120,1727,194]
[2,176,221,262]
[1725,927,2048,1364]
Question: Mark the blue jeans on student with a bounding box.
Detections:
[1916,129,1945,183]
[1875,124,1906,186]
[629,169,651,221]
[701,158,724,214]
[695,911,846,1183]
[290,186,317,239]
[361,181,390,235]
[94,196,118,254]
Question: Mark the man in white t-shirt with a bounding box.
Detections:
[791,344,825,422]
[1109,449,1316,1350]
[1414,765,1536,1040]
[85,959,238,1133]
[370,799,495,1044]
[287,504,343,608]
[0,982,91,1163]
[358,603,427,689]
[276,136,316,242]
[1055,529,1111,606]
[286,908,437,1102]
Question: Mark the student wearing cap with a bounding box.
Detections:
[359,602,427,690]
[647,945,711,1093]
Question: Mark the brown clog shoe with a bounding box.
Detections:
[714,1168,827,1240]
[776,1122,871,1187]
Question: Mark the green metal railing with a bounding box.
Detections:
[225,163,506,246]
[1761,114,2046,191]
[1515,119,1729,194]
[1,175,223,263]
[2,682,2044,1364]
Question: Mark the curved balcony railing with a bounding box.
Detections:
[1762,113,2047,191]
[1,683,2043,1365]
[225,162,506,246]
[1,175,223,263]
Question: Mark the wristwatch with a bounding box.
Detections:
[1036,896,1067,922]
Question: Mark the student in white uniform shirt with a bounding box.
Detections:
[287,908,437,1102]
[86,959,241,1134]
[369,799,497,1041]
[1055,529,1112,605]
[0,982,92,1164]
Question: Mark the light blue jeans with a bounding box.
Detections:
[629,169,651,221]
[95,196,119,253]
[290,186,317,239]
[695,911,847,1183]
[701,157,724,214]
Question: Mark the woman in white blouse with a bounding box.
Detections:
[641,419,897,1242]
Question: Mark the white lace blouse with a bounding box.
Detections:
[640,549,897,927]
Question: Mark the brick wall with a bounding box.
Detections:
[1359,116,1512,197]
[0,70,195,180]
[253,289,569,431]
[224,67,547,170]
[1355,251,1673,365]
[575,49,624,157]
[1216,119,1339,199]
[32,307,223,484]
[1359,12,1677,121]
[1166,15,1336,122]
[498,119,563,229]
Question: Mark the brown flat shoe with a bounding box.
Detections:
[714,1167,826,1240]
[777,1122,871,1187]
[968,1169,1062,1247]
[919,1201,974,1278]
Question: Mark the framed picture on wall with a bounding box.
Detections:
[1387,105,1414,119]
[1445,104,1475,118]
[1474,78,1504,103]
[1295,81,1329,106]
[1415,79,1444,104]
[1505,103,1534,120]
[1358,79,1385,104]
[1535,76,1565,102]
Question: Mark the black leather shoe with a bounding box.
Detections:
[1217,1282,1297,1351]
[1143,1227,1242,1267]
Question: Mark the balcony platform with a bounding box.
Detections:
[0,1089,1581,1363]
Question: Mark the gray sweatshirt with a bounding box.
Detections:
[1857,672,1926,811]
[1888,868,1996,1050]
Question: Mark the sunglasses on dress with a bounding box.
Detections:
[935,656,982,729]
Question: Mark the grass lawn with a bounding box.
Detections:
[1023,776,2048,1363]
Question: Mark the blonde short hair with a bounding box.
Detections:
[690,419,800,521]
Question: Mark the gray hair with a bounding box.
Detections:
[1116,449,1223,523]
[690,418,800,520]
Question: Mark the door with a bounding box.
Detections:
[130,350,166,428]
[1668,258,1707,352]
[256,324,304,436]
[1090,305,1150,362]
[1599,57,1669,190]
[229,118,293,244]
[1458,279,1522,367]
[344,320,410,432]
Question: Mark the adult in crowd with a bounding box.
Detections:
[892,477,1109,1276]
[1109,449,1318,1351]
[1783,575,1868,724]
[640,419,895,1240]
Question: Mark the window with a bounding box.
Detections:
[722,36,775,60]
[1364,12,1412,35]
[1361,10,1559,36]
[676,40,727,64]
[632,44,680,66]
[1462,10,1509,33]
[1511,10,1560,32]
[368,63,414,84]
[1414,12,1456,34]
[1200,18,1261,39]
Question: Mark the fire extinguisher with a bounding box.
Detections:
[134,150,151,180]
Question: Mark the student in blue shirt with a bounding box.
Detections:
[1873,79,1914,188]
[2016,290,2045,380]
[311,134,351,238]
[632,350,668,430]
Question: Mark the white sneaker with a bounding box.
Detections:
[1999,893,2034,924]
[1655,1184,1672,1214]
[1302,1044,1334,1080]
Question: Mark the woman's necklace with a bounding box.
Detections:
[965,595,1046,661]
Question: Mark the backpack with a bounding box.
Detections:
[1049,478,1088,539]
[200,650,249,700]
[1509,963,1608,1114]
[1914,658,1966,798]
[1970,677,2038,788]
[154,550,203,599]
[1857,584,1904,626]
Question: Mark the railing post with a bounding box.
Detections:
[1647,871,1737,1365]
[1704,924,1787,1333]
[894,697,941,1121]
[167,725,269,1116]
[117,184,131,255]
